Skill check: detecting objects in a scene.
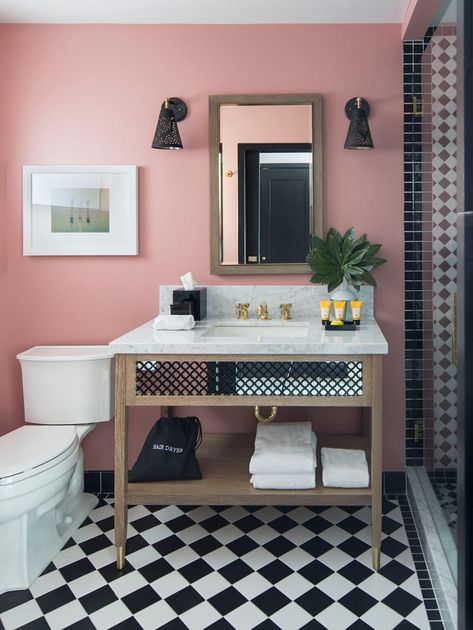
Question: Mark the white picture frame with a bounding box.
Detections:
[23,165,138,256]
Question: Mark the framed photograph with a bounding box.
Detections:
[23,165,138,255]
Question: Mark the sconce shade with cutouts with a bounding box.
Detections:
[344,97,374,150]
[152,97,187,150]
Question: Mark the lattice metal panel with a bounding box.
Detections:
[136,361,363,397]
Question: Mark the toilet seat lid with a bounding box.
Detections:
[0,426,77,479]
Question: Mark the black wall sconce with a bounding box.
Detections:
[152,97,187,150]
[344,97,374,150]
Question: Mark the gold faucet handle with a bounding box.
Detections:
[279,303,292,320]
[236,303,250,320]
[257,304,269,320]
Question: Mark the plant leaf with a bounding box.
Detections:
[361,271,377,287]
[327,227,342,245]
[367,256,387,268]
[310,263,338,275]
[343,227,356,243]
[352,233,367,252]
[328,233,341,264]
[327,279,341,293]
[346,249,367,266]
[341,232,354,265]
[363,243,382,259]
[311,235,326,250]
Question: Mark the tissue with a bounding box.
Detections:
[180,272,195,291]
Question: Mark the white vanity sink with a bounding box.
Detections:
[202,322,310,339]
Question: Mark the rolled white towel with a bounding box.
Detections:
[321,447,370,488]
[153,314,195,331]
[251,472,315,490]
[249,422,315,475]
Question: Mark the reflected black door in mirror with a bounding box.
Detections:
[260,164,311,263]
[238,143,312,265]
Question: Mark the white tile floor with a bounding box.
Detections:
[0,496,443,630]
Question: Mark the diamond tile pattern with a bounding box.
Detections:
[0,497,438,629]
[431,34,458,470]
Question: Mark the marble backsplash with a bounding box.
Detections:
[159,285,374,320]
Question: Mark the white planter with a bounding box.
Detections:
[328,279,358,301]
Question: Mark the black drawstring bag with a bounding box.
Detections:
[129,417,202,482]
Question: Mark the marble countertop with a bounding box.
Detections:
[109,317,388,355]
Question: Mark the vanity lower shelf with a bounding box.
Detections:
[126,432,371,507]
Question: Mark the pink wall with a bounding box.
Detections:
[220,105,312,263]
[0,24,405,471]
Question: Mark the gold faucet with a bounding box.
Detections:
[236,303,250,320]
[257,304,270,320]
[279,304,292,320]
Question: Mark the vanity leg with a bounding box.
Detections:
[371,356,383,570]
[114,354,128,570]
[372,547,381,571]
[117,545,125,570]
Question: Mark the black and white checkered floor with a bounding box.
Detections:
[0,496,444,630]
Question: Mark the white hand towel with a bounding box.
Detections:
[153,314,195,331]
[251,473,315,490]
[321,447,370,488]
[249,423,316,475]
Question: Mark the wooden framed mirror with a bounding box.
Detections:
[209,94,323,275]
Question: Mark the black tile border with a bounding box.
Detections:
[387,493,445,628]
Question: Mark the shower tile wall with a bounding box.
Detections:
[404,27,458,471]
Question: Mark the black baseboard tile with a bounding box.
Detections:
[101,471,115,493]
[383,471,406,494]
[84,470,407,497]
[84,471,101,494]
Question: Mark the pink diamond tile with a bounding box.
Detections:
[431,34,458,469]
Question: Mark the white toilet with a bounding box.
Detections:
[0,346,114,593]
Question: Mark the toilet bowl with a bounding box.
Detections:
[0,346,114,593]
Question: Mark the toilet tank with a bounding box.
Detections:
[17,346,115,424]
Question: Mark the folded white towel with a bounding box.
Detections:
[153,314,195,331]
[321,447,370,488]
[249,423,316,475]
[251,473,316,490]
[251,432,317,489]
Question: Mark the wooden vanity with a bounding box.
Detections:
[111,316,387,571]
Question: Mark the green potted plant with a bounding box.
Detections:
[306,227,387,300]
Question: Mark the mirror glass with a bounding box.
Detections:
[210,95,323,275]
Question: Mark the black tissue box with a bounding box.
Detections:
[170,302,193,315]
[172,288,207,321]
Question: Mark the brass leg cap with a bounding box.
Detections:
[117,546,125,570]
[372,547,380,571]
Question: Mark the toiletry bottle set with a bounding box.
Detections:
[319,300,363,327]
